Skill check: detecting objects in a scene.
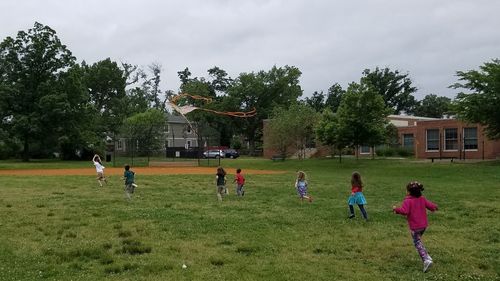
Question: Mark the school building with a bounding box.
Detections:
[263,115,500,160]
[390,115,500,160]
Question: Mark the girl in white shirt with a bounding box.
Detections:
[93,154,107,187]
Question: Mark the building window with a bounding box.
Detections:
[463,127,478,150]
[186,140,192,149]
[360,145,370,154]
[402,134,414,149]
[186,126,191,134]
[444,128,458,150]
[117,139,123,150]
[426,129,439,151]
[165,125,169,133]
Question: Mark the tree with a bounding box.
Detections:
[315,108,345,161]
[335,82,389,158]
[413,94,451,118]
[226,65,303,155]
[452,59,500,139]
[0,22,76,161]
[361,67,418,114]
[84,58,128,140]
[266,103,319,159]
[304,91,326,112]
[52,64,99,159]
[122,109,166,162]
[325,83,345,113]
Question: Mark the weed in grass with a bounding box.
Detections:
[218,240,233,246]
[119,239,152,255]
[210,259,225,267]
[68,262,84,271]
[102,242,113,250]
[6,204,12,207]
[91,212,101,217]
[123,262,138,271]
[117,230,132,238]
[99,254,114,265]
[236,246,255,256]
[36,204,45,208]
[64,232,77,238]
[47,212,55,217]
[104,264,122,274]
[143,263,174,274]
[113,224,122,230]
[312,248,337,255]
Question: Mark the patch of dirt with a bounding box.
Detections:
[0,167,286,176]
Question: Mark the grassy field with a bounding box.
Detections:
[0,158,498,281]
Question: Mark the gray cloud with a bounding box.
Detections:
[1,0,499,99]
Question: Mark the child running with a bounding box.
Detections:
[123,164,136,200]
[92,154,107,187]
[295,171,313,202]
[393,181,438,273]
[347,171,368,220]
[233,168,245,196]
[215,166,227,201]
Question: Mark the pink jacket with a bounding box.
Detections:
[394,195,438,231]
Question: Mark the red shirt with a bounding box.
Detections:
[351,185,362,193]
[235,173,245,185]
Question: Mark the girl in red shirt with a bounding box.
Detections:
[347,171,368,220]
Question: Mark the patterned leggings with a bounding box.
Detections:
[411,228,431,261]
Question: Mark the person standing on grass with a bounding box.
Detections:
[92,154,107,187]
[393,181,438,273]
[233,168,245,196]
[123,164,137,200]
[347,171,368,220]
[215,166,227,201]
[295,171,313,202]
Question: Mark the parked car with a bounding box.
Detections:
[203,149,224,158]
[223,149,240,159]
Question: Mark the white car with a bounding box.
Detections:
[203,150,224,158]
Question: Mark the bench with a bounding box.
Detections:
[271,155,285,161]
[428,157,456,163]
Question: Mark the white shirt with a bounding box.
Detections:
[94,161,105,173]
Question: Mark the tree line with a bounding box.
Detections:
[1,22,498,161]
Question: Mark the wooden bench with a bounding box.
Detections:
[428,157,456,163]
[271,155,285,161]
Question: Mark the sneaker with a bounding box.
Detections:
[132,183,138,188]
[423,259,433,273]
[348,214,355,219]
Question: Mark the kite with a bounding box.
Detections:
[168,93,256,129]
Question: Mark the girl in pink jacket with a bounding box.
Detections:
[393,181,438,273]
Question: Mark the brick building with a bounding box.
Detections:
[392,115,500,160]
[263,115,500,160]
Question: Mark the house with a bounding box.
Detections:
[114,113,199,156]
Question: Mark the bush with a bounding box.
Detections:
[376,147,414,158]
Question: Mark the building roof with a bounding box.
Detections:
[387,114,439,121]
[166,114,190,124]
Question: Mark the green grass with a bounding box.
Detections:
[0,158,498,280]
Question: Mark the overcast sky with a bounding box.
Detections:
[1,0,499,100]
